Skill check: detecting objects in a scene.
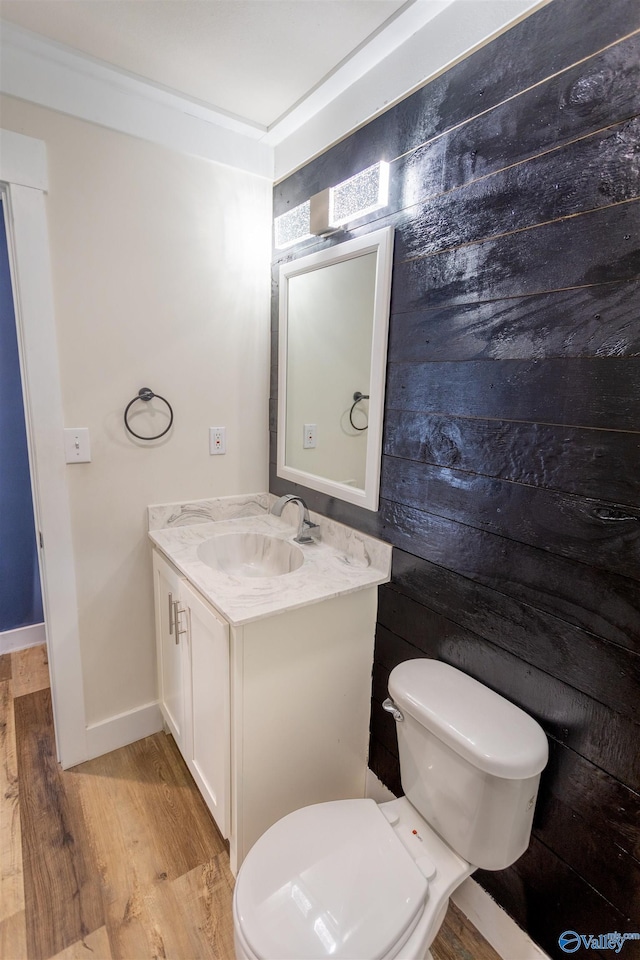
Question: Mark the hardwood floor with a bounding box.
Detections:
[1,645,501,960]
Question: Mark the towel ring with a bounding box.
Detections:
[124,387,174,440]
[349,391,369,431]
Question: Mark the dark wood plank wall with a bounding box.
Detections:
[270,2,640,957]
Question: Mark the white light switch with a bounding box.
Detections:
[64,428,91,463]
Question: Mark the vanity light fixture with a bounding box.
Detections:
[274,199,312,249]
[330,161,390,227]
[308,161,390,237]
[276,161,390,245]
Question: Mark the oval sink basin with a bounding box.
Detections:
[197,532,304,578]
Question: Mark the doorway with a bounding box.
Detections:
[0,199,45,652]
[1,128,87,768]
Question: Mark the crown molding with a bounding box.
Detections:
[0,1,548,183]
[263,0,454,144]
[0,21,274,178]
[271,0,548,180]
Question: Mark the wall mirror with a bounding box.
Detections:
[277,226,394,511]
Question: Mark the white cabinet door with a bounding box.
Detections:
[182,579,230,839]
[152,550,187,746]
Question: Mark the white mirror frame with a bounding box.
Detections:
[277,226,394,511]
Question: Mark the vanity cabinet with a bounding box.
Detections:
[153,549,187,744]
[228,589,378,873]
[152,544,379,874]
[181,579,230,839]
[152,550,230,839]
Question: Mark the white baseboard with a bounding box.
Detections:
[452,877,551,960]
[84,700,163,763]
[0,622,46,655]
[365,768,550,960]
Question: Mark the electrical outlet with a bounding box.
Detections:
[209,426,226,455]
[303,423,317,449]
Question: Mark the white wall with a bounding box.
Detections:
[0,95,271,727]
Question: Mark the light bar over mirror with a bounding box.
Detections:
[330,161,390,227]
[274,199,312,249]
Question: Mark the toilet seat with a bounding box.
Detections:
[234,798,430,960]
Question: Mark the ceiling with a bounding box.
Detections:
[0,0,410,129]
[0,0,545,178]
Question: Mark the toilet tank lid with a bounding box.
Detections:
[388,660,548,779]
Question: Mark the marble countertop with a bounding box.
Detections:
[148,494,392,626]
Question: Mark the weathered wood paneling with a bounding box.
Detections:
[476,837,638,959]
[398,34,640,209]
[272,0,640,955]
[380,503,638,649]
[534,791,640,922]
[381,457,640,580]
[387,280,640,362]
[386,358,640,431]
[392,201,640,313]
[541,739,640,861]
[377,579,640,723]
[383,411,640,505]
[396,115,640,257]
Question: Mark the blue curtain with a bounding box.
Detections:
[0,200,44,631]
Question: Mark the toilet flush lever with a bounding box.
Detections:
[382,698,404,722]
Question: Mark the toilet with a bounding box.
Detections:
[233,658,548,960]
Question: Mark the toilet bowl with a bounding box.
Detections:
[233,795,471,960]
[233,659,548,960]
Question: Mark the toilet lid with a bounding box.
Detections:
[235,799,429,960]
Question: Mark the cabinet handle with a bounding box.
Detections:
[168,592,175,635]
[174,601,188,644]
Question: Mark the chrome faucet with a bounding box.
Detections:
[271,494,320,544]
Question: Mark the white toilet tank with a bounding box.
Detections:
[387,659,548,871]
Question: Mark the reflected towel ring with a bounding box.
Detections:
[124,387,174,440]
[349,391,370,431]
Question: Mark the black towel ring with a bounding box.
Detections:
[349,391,370,431]
[124,387,174,440]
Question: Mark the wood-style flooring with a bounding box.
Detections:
[1,645,502,960]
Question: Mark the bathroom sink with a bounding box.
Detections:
[197,532,304,578]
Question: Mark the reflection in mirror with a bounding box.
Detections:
[285,252,376,487]
[277,227,394,511]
